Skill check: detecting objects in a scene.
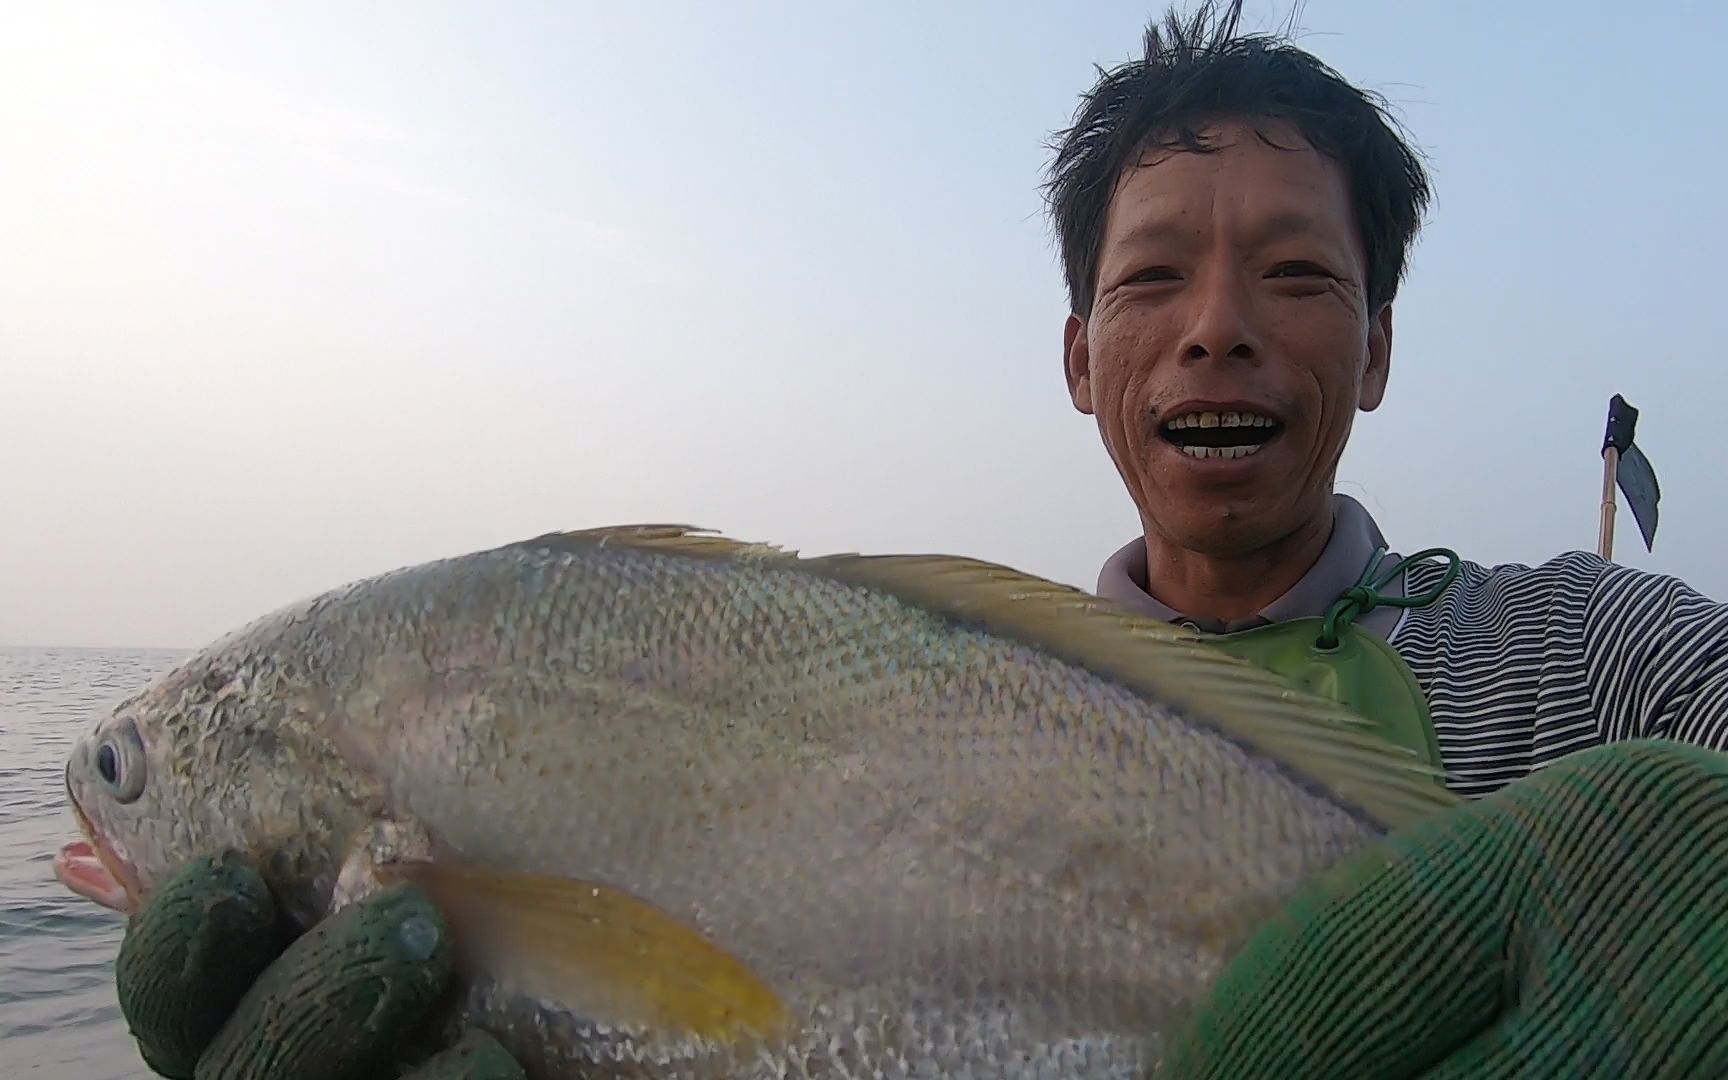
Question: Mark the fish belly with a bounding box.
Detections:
[458,977,1162,1079]
[360,678,1369,1079]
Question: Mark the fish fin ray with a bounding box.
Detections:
[376,861,789,1046]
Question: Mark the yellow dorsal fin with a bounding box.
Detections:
[509,527,1463,830]
[377,861,789,1048]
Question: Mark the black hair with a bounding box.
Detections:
[1044,1,1430,315]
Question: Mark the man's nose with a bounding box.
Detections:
[1179,271,1260,364]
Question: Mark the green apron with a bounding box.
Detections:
[1197,547,1462,775]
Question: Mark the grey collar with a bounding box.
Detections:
[1095,494,1405,639]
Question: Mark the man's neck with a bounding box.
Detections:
[1139,505,1336,624]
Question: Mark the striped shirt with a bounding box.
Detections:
[1393,550,1728,797]
[1096,496,1728,798]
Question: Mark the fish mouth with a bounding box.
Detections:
[54,765,141,915]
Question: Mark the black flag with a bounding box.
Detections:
[1603,394,1661,551]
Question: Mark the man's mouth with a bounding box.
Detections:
[1158,409,1284,460]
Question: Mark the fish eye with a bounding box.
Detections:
[94,720,147,803]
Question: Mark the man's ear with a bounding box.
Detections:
[1064,312,1094,414]
[1360,302,1393,412]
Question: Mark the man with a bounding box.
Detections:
[1042,6,1728,1075]
[103,5,1728,1078]
[1047,6,1728,793]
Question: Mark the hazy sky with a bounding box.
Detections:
[3,1,1724,649]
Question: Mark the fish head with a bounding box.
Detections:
[57,696,159,914]
[55,639,383,923]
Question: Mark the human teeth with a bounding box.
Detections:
[1179,443,1266,459]
[1163,410,1277,431]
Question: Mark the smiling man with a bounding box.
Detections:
[1069,122,1392,627]
[1044,5,1728,1076]
[1048,4,1728,795]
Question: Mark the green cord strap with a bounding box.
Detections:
[1317,547,1463,650]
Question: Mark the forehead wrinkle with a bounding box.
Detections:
[1244,210,1325,248]
[1112,218,1200,251]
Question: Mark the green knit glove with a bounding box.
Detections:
[1166,738,1728,1079]
[113,851,527,1080]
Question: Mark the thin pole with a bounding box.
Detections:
[1598,446,1620,560]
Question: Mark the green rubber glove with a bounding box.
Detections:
[1166,738,1728,1079]
[112,850,527,1080]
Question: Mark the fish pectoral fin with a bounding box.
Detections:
[375,861,789,1047]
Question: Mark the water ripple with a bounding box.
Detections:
[0,645,185,1079]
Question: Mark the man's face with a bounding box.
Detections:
[1064,118,1391,558]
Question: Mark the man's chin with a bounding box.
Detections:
[1140,490,1316,561]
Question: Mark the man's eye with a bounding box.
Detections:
[1268,262,1331,279]
[1128,267,1180,283]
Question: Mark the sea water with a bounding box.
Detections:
[0,645,186,1079]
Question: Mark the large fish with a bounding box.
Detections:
[53,526,1458,1078]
